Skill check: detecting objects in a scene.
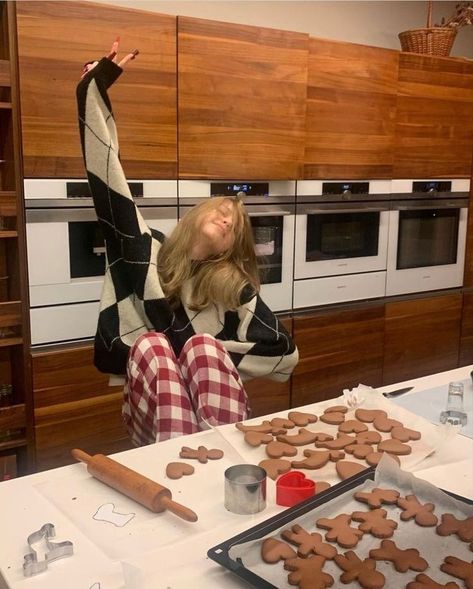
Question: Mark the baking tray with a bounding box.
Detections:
[207,467,473,589]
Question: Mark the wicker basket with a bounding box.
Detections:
[398,26,458,56]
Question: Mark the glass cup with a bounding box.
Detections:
[440,381,467,426]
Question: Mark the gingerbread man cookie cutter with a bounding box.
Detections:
[23,523,73,577]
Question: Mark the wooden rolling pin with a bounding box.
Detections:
[71,449,198,522]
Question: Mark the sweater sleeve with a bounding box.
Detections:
[76,58,151,243]
[221,292,299,382]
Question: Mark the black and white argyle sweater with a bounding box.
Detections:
[76,58,298,380]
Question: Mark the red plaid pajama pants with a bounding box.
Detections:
[123,332,249,446]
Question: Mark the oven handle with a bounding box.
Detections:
[302,206,389,214]
[247,210,292,217]
[26,206,178,223]
[391,199,469,211]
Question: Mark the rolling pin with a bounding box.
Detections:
[71,449,198,523]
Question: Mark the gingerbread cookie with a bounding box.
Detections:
[354,487,400,508]
[316,513,364,548]
[284,555,334,589]
[437,514,473,543]
[390,425,421,442]
[369,539,428,572]
[406,573,460,589]
[288,411,318,426]
[334,550,385,589]
[179,446,224,463]
[266,440,298,458]
[270,417,296,429]
[259,458,292,480]
[165,462,195,479]
[356,430,382,445]
[397,494,438,526]
[316,481,331,494]
[345,443,373,459]
[244,431,273,447]
[324,405,349,414]
[440,556,473,589]
[365,451,400,466]
[281,524,337,559]
[373,415,403,432]
[292,449,344,470]
[261,537,296,563]
[320,411,346,425]
[277,428,320,446]
[355,408,387,423]
[336,460,367,481]
[377,439,412,455]
[352,508,398,538]
[338,420,369,434]
[316,433,357,450]
[235,421,285,435]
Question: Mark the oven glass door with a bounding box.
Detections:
[295,204,389,279]
[396,208,459,269]
[250,216,283,285]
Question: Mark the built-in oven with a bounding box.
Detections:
[386,179,469,296]
[24,179,178,345]
[178,180,296,312]
[294,180,391,308]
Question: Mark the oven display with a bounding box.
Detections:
[210,183,269,197]
[306,212,380,261]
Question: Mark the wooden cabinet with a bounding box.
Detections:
[383,293,462,384]
[459,290,473,366]
[393,53,473,178]
[291,303,385,408]
[0,1,34,476]
[304,39,398,179]
[31,344,133,471]
[178,17,309,179]
[16,0,177,178]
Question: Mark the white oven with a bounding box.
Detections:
[178,180,296,312]
[386,179,469,296]
[293,180,391,308]
[25,180,178,345]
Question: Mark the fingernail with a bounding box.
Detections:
[108,51,117,59]
[131,49,140,58]
[116,35,121,43]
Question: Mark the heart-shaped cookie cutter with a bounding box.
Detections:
[23,523,73,577]
[276,471,315,507]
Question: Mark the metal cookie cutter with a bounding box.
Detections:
[23,523,73,577]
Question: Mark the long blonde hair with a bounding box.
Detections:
[158,197,260,311]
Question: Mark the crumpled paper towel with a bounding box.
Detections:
[342,383,374,408]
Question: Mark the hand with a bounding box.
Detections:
[81,36,139,78]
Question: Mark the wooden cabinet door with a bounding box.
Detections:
[178,17,309,179]
[304,39,398,179]
[292,304,384,408]
[16,1,177,178]
[383,293,462,385]
[31,344,133,471]
[393,54,473,178]
[459,290,473,366]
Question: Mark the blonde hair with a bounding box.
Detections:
[158,197,260,311]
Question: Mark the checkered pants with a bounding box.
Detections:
[123,332,249,446]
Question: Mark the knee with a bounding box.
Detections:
[181,333,222,356]
[128,331,172,361]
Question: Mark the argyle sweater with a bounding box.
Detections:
[76,58,298,380]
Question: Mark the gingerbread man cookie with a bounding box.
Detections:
[354,487,400,509]
[277,428,321,446]
[369,539,428,572]
[334,550,385,589]
[437,514,473,543]
[261,537,296,563]
[288,411,318,426]
[281,524,337,559]
[406,573,460,589]
[259,458,292,480]
[397,494,438,526]
[338,419,369,434]
[441,556,473,589]
[165,462,195,479]
[284,555,334,589]
[316,513,364,548]
[351,508,398,538]
[179,446,224,463]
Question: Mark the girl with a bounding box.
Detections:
[77,41,298,446]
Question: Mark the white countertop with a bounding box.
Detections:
[1,365,472,589]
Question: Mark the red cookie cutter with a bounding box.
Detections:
[276,471,316,507]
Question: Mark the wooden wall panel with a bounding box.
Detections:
[462,159,473,286]
[292,304,384,407]
[459,290,473,366]
[394,54,473,178]
[178,17,308,179]
[16,1,177,178]
[383,293,462,384]
[31,344,132,471]
[304,39,398,179]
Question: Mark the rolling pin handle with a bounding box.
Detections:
[71,448,93,464]
[160,496,198,522]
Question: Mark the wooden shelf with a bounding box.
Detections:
[0,336,22,348]
[0,404,26,430]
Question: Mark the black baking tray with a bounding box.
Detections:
[207,467,473,589]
